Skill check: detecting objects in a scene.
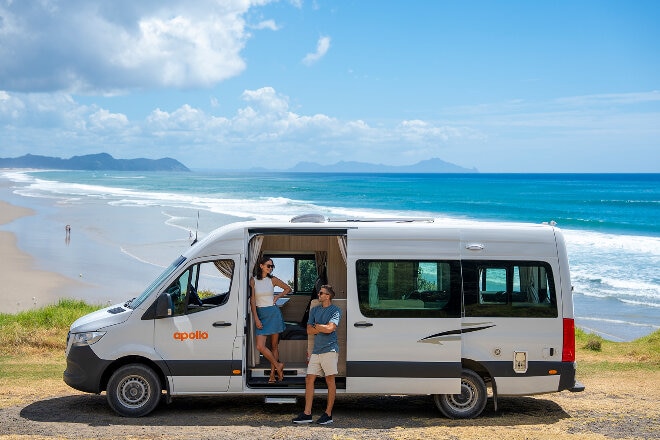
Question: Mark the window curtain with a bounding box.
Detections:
[337,236,347,264]
[519,266,539,303]
[213,260,235,278]
[247,235,263,367]
[368,262,381,307]
[248,235,264,278]
[315,251,328,282]
[539,267,549,303]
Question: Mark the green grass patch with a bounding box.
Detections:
[575,328,660,373]
[0,298,103,352]
[0,298,101,329]
[0,356,66,380]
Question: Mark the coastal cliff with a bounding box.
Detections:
[0,153,190,172]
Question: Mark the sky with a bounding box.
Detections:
[0,0,659,172]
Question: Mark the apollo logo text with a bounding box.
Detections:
[173,331,209,341]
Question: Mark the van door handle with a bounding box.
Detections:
[354,321,373,327]
[213,321,232,327]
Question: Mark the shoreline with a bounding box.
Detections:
[0,199,81,314]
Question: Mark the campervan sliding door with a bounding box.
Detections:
[345,227,463,394]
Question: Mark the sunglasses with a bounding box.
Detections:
[266,264,275,269]
[319,291,330,295]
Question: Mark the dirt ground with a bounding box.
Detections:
[1,370,658,440]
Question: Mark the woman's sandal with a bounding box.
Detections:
[276,363,285,382]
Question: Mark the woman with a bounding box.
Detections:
[250,256,291,383]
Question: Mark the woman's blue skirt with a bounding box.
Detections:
[256,305,286,336]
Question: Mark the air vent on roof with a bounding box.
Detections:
[290,213,326,223]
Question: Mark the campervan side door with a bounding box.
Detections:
[345,228,463,394]
[153,255,242,394]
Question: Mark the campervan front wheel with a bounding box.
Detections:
[434,369,487,419]
[106,364,161,417]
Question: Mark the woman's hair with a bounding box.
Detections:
[253,255,273,280]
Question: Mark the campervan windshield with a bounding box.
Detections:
[128,256,186,309]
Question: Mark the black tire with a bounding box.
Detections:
[106,364,161,417]
[434,369,487,419]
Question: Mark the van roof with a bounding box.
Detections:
[182,215,561,260]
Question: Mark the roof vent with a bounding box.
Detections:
[290,213,326,223]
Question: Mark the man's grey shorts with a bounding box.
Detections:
[307,352,339,377]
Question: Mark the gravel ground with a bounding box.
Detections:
[1,372,658,440]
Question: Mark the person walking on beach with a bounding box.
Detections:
[292,284,341,425]
[250,256,291,383]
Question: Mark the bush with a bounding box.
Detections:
[584,336,602,351]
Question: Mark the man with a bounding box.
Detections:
[292,284,341,425]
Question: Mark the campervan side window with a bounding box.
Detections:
[462,260,558,318]
[270,255,318,294]
[166,259,235,316]
[355,260,461,318]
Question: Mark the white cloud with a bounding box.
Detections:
[241,87,289,114]
[302,36,331,66]
[146,105,206,131]
[252,19,280,31]
[0,0,276,93]
[88,109,129,132]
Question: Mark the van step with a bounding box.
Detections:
[265,396,297,404]
[250,365,308,378]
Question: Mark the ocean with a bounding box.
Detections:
[1,170,658,341]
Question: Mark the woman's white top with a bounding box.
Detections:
[253,277,275,307]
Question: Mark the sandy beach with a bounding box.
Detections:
[0,198,79,314]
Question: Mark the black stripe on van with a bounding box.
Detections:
[347,361,461,378]
[164,359,241,376]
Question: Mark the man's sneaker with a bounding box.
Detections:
[292,412,313,424]
[315,412,333,425]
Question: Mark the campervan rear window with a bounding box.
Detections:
[355,260,462,318]
[462,260,558,318]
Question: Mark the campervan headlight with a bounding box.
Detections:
[71,331,106,347]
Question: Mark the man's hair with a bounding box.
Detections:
[320,284,336,298]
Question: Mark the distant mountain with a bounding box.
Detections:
[287,158,477,173]
[0,153,190,172]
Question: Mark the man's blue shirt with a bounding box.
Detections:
[308,303,341,354]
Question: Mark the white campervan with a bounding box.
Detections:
[64,215,584,418]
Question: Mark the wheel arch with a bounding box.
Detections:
[101,356,169,394]
[461,358,492,383]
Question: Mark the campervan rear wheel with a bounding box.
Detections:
[107,364,161,417]
[434,369,487,419]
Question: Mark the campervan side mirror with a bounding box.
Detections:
[155,293,173,319]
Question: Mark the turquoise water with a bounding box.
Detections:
[2,170,659,341]
[14,171,660,235]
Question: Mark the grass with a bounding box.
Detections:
[0,298,101,355]
[0,300,658,383]
[0,299,102,388]
[574,327,660,375]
